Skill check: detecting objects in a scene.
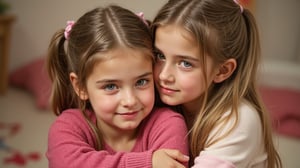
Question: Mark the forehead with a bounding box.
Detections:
[90,47,152,75]
[155,24,200,59]
[96,47,152,61]
[157,24,194,41]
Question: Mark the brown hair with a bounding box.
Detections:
[47,5,153,150]
[151,0,282,167]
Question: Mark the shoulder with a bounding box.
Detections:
[52,109,86,126]
[217,101,262,142]
[198,101,265,166]
[152,107,184,118]
[48,109,93,137]
[209,101,261,139]
[138,107,189,156]
[237,101,262,134]
[146,107,185,124]
[140,107,187,133]
[143,107,187,135]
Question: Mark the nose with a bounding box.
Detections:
[121,89,138,108]
[157,63,175,83]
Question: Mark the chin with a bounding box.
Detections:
[122,122,141,130]
[161,97,181,106]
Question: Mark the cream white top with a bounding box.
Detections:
[192,101,267,168]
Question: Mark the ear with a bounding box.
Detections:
[70,72,89,100]
[213,58,237,83]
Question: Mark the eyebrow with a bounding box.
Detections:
[96,72,153,84]
[154,46,199,62]
[176,55,199,62]
[153,46,162,52]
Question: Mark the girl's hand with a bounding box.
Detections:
[152,149,189,168]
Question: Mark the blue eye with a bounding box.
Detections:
[136,79,149,87]
[179,60,192,68]
[104,84,118,91]
[155,52,165,61]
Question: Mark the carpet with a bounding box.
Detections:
[0,87,55,168]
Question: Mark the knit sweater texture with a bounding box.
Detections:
[47,107,189,168]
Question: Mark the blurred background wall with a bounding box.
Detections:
[2,0,168,71]
[257,0,300,63]
[2,0,300,71]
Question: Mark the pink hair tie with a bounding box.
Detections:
[136,12,148,26]
[64,20,75,40]
[233,0,244,13]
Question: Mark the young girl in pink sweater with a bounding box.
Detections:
[46,5,189,168]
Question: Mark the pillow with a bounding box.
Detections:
[9,57,51,110]
[260,85,300,138]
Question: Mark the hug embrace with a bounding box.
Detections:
[46,0,282,168]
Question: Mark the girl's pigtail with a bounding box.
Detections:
[47,29,72,115]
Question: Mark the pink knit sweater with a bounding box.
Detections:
[46,107,189,168]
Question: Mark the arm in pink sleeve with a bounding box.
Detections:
[147,108,188,153]
[46,110,153,168]
[47,108,189,168]
[145,107,189,167]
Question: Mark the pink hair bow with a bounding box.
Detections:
[136,12,148,26]
[64,20,75,40]
[233,0,244,13]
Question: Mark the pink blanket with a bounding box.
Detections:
[260,86,300,138]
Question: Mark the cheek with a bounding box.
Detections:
[140,87,155,110]
[89,94,118,115]
[179,73,206,96]
[154,64,161,81]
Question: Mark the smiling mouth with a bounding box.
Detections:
[159,85,179,94]
[117,109,140,115]
[117,111,139,120]
[119,111,138,115]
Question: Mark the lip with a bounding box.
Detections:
[118,111,139,120]
[159,85,179,95]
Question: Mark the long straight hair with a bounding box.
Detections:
[151,0,282,167]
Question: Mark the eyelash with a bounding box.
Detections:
[179,60,192,68]
[154,51,165,61]
[155,51,193,69]
[136,79,149,87]
[102,78,150,92]
[103,84,117,91]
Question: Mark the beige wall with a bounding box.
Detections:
[4,0,167,71]
[256,0,300,63]
[3,0,300,71]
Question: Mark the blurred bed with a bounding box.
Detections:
[259,59,300,168]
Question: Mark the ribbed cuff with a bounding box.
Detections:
[124,150,154,168]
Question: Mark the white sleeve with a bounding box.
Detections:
[192,102,267,168]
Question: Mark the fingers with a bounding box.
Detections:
[152,149,189,168]
[163,149,190,163]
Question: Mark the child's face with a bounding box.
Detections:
[154,25,218,111]
[85,48,154,133]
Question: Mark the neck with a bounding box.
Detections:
[182,98,202,129]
